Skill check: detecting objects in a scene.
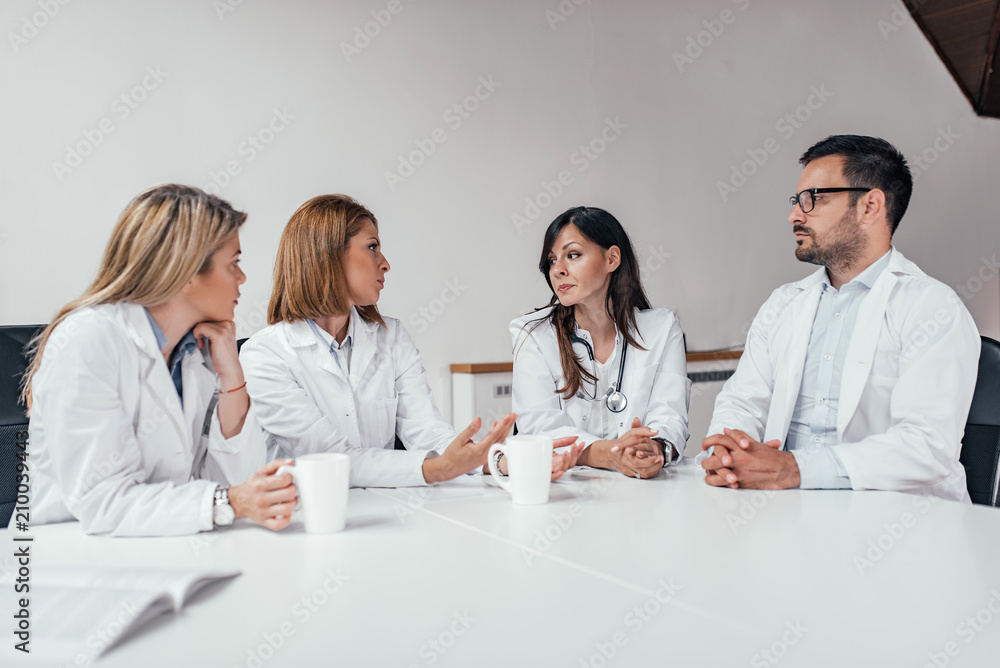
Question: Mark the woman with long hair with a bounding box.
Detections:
[240,194,579,486]
[508,206,690,479]
[18,185,297,536]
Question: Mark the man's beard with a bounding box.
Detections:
[794,208,865,272]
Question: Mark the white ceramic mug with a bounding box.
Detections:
[487,435,552,505]
[277,453,350,533]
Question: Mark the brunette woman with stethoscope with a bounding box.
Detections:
[509,206,690,479]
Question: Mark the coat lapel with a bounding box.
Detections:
[350,310,380,387]
[836,249,903,435]
[288,319,346,382]
[770,273,824,446]
[121,304,189,451]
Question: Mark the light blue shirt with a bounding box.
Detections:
[786,251,891,489]
[143,308,198,401]
[308,318,353,372]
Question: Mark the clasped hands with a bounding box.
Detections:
[700,428,800,490]
[578,417,667,479]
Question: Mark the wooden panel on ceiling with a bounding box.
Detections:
[906,0,1000,118]
[922,6,994,44]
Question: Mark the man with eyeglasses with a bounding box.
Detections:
[699,135,980,501]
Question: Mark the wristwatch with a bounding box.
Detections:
[213,485,235,527]
[652,438,674,461]
[491,450,507,476]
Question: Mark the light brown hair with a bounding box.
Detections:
[268,194,384,327]
[22,184,247,410]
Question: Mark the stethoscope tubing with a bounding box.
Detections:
[570,334,628,413]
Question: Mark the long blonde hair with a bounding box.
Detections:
[22,184,247,410]
[267,194,384,327]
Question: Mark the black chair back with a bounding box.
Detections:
[960,336,1000,506]
[1,326,45,526]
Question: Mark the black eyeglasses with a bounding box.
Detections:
[790,187,872,213]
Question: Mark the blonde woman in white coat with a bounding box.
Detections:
[510,206,690,479]
[18,185,297,536]
[240,195,579,487]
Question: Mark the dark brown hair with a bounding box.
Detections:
[522,206,651,399]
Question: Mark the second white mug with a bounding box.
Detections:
[277,453,350,533]
[488,435,552,505]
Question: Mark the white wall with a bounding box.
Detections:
[2,0,998,428]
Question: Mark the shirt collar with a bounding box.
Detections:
[171,330,199,361]
[144,307,198,369]
[852,250,892,288]
[308,315,354,352]
[823,250,891,291]
[143,308,169,351]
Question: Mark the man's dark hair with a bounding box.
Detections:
[799,135,912,235]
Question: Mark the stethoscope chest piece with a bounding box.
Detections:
[605,385,628,413]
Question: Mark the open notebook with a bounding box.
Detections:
[5,566,239,662]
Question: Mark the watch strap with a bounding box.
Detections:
[491,450,506,476]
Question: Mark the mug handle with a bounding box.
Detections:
[276,464,302,511]
[487,443,512,495]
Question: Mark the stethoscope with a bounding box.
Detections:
[570,334,628,413]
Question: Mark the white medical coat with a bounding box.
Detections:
[707,248,980,502]
[510,306,690,462]
[23,303,266,536]
[240,309,455,487]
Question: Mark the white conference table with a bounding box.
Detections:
[5,463,1000,668]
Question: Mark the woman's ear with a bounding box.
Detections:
[179,275,197,295]
[607,245,622,272]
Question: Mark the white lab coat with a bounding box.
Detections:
[239,308,456,487]
[510,306,690,462]
[707,248,980,502]
[22,303,266,536]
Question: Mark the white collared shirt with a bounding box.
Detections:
[307,316,354,373]
[787,251,891,488]
[584,342,620,441]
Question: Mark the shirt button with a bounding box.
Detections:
[817,398,825,404]
[813,436,821,443]
[824,354,831,361]
[834,313,842,319]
